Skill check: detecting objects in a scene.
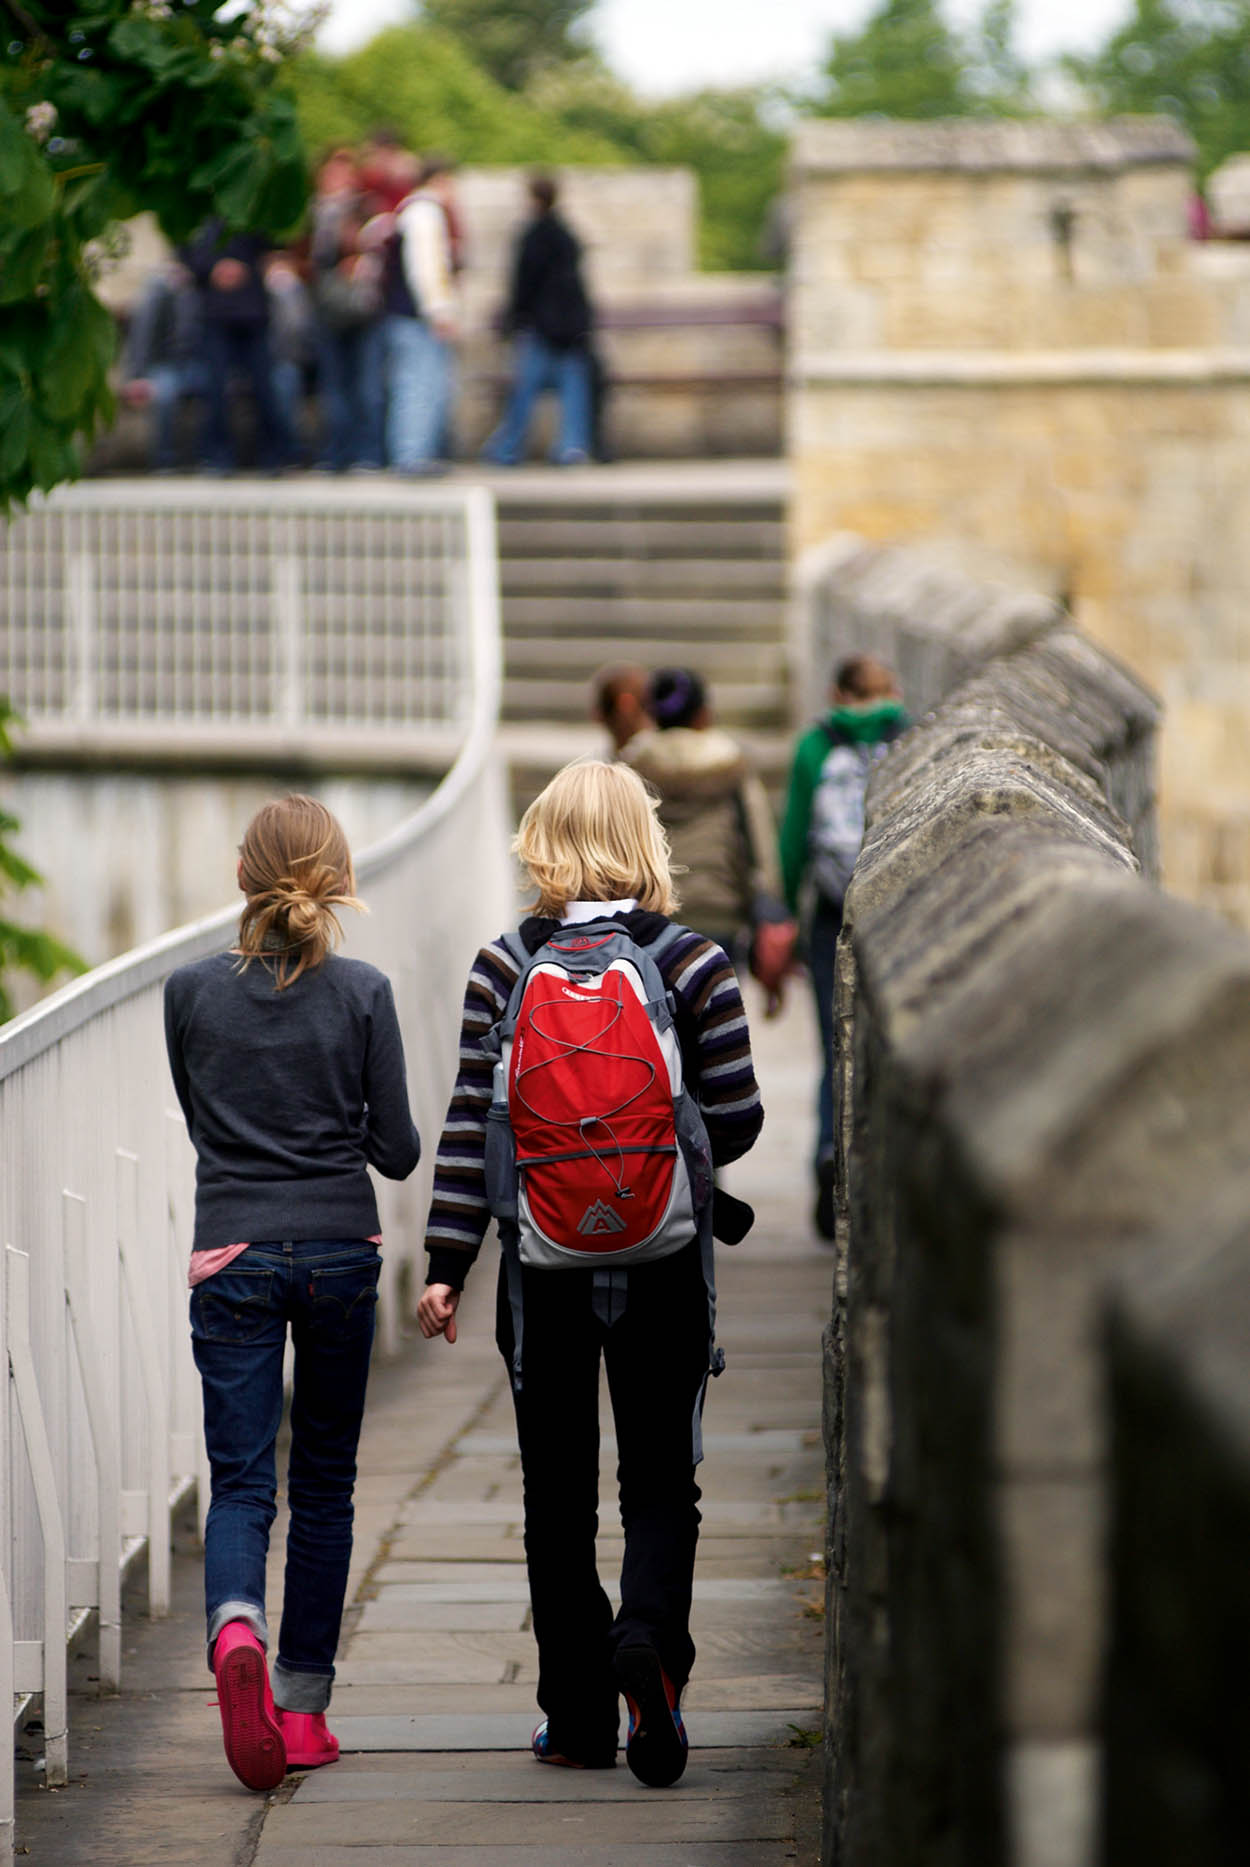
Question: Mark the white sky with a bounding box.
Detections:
[318,0,1137,91]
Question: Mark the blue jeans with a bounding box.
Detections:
[317,321,386,471]
[384,315,452,471]
[484,333,591,466]
[191,1238,381,1712]
[809,896,843,1167]
[199,320,288,472]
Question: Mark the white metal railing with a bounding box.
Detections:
[0,479,485,766]
[0,483,513,1864]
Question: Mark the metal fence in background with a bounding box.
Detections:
[0,482,513,1866]
[0,479,480,764]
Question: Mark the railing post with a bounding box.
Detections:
[63,1191,122,1692]
[273,553,303,729]
[5,1247,68,1787]
[0,1562,14,1867]
[66,549,96,724]
[115,1151,171,1616]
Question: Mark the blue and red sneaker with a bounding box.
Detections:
[614,1644,688,1787]
[531,1720,617,1769]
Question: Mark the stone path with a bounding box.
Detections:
[15,995,829,1864]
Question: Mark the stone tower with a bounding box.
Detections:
[788,117,1250,923]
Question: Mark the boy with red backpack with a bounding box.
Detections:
[417,759,764,1786]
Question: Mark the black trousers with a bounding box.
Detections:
[496,1242,711,1761]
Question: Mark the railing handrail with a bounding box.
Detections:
[0,484,501,1080]
[22,477,487,515]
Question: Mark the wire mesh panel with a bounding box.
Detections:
[0,481,476,740]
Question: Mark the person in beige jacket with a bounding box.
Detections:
[624,667,781,959]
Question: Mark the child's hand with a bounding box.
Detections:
[417,1283,460,1344]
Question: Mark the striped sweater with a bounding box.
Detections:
[424,910,764,1290]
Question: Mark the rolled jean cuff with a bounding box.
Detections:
[272,1656,333,1714]
[206,1599,269,1670]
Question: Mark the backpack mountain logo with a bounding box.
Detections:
[577,1199,628,1236]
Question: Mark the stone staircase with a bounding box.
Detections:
[488,462,792,815]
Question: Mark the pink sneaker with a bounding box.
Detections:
[279,1710,340,1769]
[212,1622,286,1791]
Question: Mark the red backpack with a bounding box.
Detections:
[484,922,713,1269]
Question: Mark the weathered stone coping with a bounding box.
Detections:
[791,116,1195,177]
[792,348,1250,386]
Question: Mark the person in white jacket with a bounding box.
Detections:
[378,157,458,475]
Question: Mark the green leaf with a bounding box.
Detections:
[0,383,31,480]
[0,836,41,891]
[0,224,54,305]
[213,141,265,227]
[0,919,87,984]
[0,101,56,227]
[27,413,78,491]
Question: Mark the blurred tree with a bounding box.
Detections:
[289,28,784,272]
[0,700,84,1021]
[813,0,971,118]
[970,0,1032,113]
[289,25,620,164]
[1065,0,1250,178]
[0,0,311,511]
[524,62,786,269]
[419,0,595,92]
[808,0,1035,118]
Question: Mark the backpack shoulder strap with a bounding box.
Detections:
[498,929,531,970]
[492,929,542,1039]
[644,920,688,966]
[819,718,853,750]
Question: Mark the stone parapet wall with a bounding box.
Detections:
[814,538,1250,1866]
[1103,1225,1250,1864]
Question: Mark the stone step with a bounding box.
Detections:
[505,611,780,645]
[493,475,791,810]
[503,676,788,733]
[505,635,785,682]
[500,594,786,639]
[500,556,785,597]
[496,517,786,559]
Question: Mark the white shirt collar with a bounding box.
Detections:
[559,897,638,924]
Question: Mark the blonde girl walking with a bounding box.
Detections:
[418,760,763,1787]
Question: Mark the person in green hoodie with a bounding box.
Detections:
[779,655,907,1238]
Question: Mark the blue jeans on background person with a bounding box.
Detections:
[483,332,591,467]
[384,315,452,473]
[317,320,386,471]
[191,1237,380,1712]
[145,360,209,471]
[199,320,288,473]
[271,357,307,467]
[809,895,843,1168]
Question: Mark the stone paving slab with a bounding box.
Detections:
[327,1673,818,1715]
[395,1495,816,1527]
[292,1755,802,1800]
[367,1573,795,1600]
[253,1847,800,1866]
[257,1796,794,1846]
[454,1429,815,1456]
[354,1599,531,1633]
[328,1710,821,1753]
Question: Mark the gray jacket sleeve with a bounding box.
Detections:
[362,976,421,1179]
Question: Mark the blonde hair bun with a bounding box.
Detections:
[236,795,365,990]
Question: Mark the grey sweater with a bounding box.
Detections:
[164,950,420,1253]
